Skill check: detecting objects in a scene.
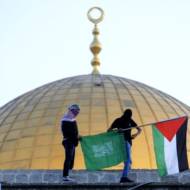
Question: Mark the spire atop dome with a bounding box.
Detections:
[87,7,104,74]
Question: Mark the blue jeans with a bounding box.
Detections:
[122,141,132,177]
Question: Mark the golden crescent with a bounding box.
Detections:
[87,7,104,24]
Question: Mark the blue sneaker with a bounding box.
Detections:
[62,176,75,183]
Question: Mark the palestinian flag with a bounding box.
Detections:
[152,116,189,176]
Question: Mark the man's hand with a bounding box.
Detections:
[131,133,138,139]
[131,127,142,139]
[78,135,82,141]
[107,128,113,132]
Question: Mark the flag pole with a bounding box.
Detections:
[115,115,188,132]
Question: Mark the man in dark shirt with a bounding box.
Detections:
[61,104,80,182]
[107,109,141,183]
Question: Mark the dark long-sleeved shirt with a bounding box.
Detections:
[61,120,79,146]
[110,117,137,145]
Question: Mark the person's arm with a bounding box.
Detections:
[68,122,79,146]
[107,119,119,132]
[131,120,142,139]
[61,120,66,137]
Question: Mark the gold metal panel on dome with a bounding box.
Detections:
[33,147,50,158]
[31,158,49,169]
[1,140,16,151]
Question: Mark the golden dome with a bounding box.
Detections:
[0,7,189,170]
[0,74,189,169]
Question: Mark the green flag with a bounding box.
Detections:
[80,131,127,170]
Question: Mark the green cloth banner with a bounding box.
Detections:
[80,131,127,170]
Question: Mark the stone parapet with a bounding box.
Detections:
[0,169,189,184]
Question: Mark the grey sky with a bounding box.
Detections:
[0,0,190,107]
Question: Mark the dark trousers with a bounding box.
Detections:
[62,140,75,177]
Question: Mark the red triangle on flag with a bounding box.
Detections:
[155,117,186,141]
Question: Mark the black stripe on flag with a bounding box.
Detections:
[176,117,189,172]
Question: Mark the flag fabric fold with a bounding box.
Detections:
[152,116,189,176]
[80,131,126,170]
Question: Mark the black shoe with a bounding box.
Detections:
[120,177,134,183]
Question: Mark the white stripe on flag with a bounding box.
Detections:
[164,135,179,175]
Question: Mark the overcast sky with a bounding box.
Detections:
[0,0,190,107]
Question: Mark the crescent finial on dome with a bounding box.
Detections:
[87,7,104,74]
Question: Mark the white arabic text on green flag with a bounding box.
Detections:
[80,131,127,170]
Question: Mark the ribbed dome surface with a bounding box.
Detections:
[0,74,189,169]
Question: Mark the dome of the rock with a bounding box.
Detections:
[1,6,189,171]
[0,74,189,169]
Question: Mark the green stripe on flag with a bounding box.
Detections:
[80,131,127,170]
[152,125,167,176]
